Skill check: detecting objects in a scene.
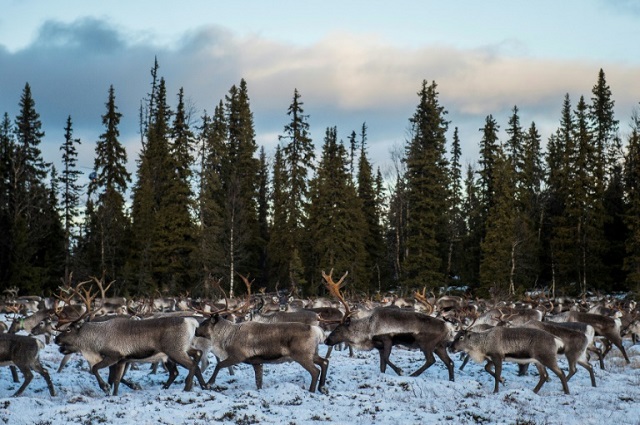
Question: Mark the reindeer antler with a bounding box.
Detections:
[53,278,99,328]
[91,271,115,300]
[414,287,434,315]
[321,269,350,321]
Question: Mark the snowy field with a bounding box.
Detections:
[1,314,640,425]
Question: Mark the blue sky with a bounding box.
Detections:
[1,0,640,180]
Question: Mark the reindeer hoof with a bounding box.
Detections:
[319,386,329,395]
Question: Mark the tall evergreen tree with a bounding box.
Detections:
[257,146,270,288]
[547,94,576,293]
[521,122,545,286]
[195,104,227,290]
[403,80,450,289]
[0,113,15,286]
[477,114,500,227]
[590,69,625,290]
[162,87,197,292]
[9,83,55,293]
[222,80,259,296]
[505,106,524,178]
[356,122,384,293]
[624,108,640,288]
[306,127,366,294]
[83,85,131,289]
[277,89,315,288]
[130,76,174,293]
[572,96,605,293]
[590,69,620,183]
[59,116,82,281]
[446,127,465,285]
[461,164,482,288]
[480,146,518,297]
[268,144,289,288]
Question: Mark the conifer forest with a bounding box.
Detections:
[2,62,640,300]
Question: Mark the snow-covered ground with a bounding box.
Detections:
[1,314,639,425]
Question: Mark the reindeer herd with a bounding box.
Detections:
[0,271,639,398]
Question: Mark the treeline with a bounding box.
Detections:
[1,62,639,299]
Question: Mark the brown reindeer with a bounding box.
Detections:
[323,270,455,380]
[195,274,329,392]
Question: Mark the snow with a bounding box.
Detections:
[1,314,640,425]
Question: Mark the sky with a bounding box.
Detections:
[1,0,640,185]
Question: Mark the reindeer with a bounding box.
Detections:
[450,326,570,394]
[0,334,56,397]
[53,280,206,395]
[195,274,329,393]
[520,320,596,387]
[323,271,455,380]
[546,311,631,365]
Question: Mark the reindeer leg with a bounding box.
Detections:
[252,364,264,389]
[91,356,120,395]
[611,338,631,364]
[411,348,436,377]
[588,343,605,370]
[491,358,503,393]
[577,359,597,387]
[433,344,455,382]
[375,336,402,375]
[324,345,333,358]
[207,358,236,387]
[33,361,56,396]
[161,360,180,390]
[109,362,128,396]
[12,366,33,397]
[532,363,548,394]
[313,354,329,392]
[517,363,529,376]
[10,365,20,383]
[187,348,207,389]
[541,358,570,395]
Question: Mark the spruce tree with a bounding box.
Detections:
[222,80,259,296]
[590,69,620,183]
[461,164,482,289]
[480,146,518,297]
[0,114,15,286]
[130,77,174,293]
[356,122,384,293]
[477,114,500,226]
[521,122,544,286]
[572,95,605,293]
[547,94,576,293]
[624,108,640,288]
[196,104,227,289]
[257,146,270,288]
[10,83,53,293]
[403,80,450,289]
[164,87,197,292]
[446,127,465,286]
[59,116,82,281]
[590,69,625,290]
[81,86,131,291]
[306,127,366,294]
[268,145,289,289]
[277,89,315,288]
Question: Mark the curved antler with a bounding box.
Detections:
[53,279,98,329]
[321,269,350,321]
[414,287,434,315]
